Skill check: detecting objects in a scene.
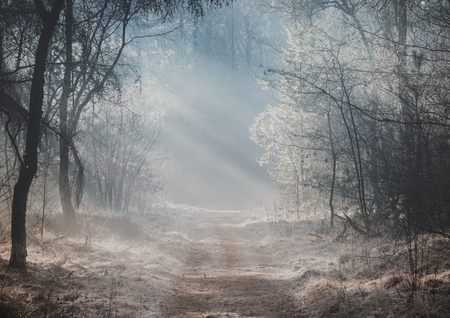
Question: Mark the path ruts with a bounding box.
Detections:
[160,210,306,318]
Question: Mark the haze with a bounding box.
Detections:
[2,1,450,316]
[129,2,283,209]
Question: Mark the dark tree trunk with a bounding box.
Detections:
[396,0,412,129]
[9,0,63,269]
[395,0,418,219]
[60,0,77,230]
[0,0,3,76]
[327,111,336,229]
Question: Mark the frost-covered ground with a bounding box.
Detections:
[1,204,449,317]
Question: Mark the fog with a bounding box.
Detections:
[130,4,284,209]
[3,1,450,315]
[158,72,276,209]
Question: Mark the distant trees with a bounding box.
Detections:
[85,102,163,213]
[252,0,450,235]
[150,0,283,83]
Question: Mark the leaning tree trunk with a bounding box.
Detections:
[9,0,63,269]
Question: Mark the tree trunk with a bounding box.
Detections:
[10,0,64,269]
[347,7,381,210]
[114,183,122,212]
[327,111,336,229]
[107,183,113,210]
[60,0,77,230]
[396,0,412,128]
[395,0,417,219]
[0,0,3,76]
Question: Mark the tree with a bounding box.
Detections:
[55,0,233,229]
[85,101,163,213]
[9,0,64,269]
[252,3,384,235]
[253,0,450,237]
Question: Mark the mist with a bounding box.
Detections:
[3,1,450,316]
[130,3,284,209]
[152,70,275,209]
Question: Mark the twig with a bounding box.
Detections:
[307,233,323,239]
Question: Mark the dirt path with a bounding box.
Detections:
[160,210,307,318]
[3,206,446,317]
[0,206,319,317]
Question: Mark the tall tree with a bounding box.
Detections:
[10,0,64,269]
[56,0,232,228]
[59,0,75,229]
[253,0,450,236]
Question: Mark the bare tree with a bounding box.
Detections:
[253,0,450,238]
[9,0,64,269]
[86,102,163,213]
[55,0,232,228]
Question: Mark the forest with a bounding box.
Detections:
[1,0,450,317]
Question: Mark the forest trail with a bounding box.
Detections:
[160,209,306,317]
[10,205,444,318]
[0,205,327,317]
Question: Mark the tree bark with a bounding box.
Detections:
[395,0,418,219]
[60,0,77,230]
[396,0,412,127]
[0,0,3,76]
[9,0,63,269]
[327,111,336,229]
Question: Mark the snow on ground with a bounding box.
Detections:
[1,204,449,317]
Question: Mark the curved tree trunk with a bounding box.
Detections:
[10,0,63,269]
[327,111,336,229]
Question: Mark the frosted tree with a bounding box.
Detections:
[252,0,450,235]
[252,1,391,234]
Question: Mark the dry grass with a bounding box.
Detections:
[260,205,450,317]
[294,232,450,317]
[0,210,171,318]
[0,205,449,317]
[0,283,30,318]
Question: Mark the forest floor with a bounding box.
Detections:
[0,204,450,317]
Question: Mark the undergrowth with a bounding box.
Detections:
[302,231,450,317]
[258,203,450,317]
[0,284,29,318]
